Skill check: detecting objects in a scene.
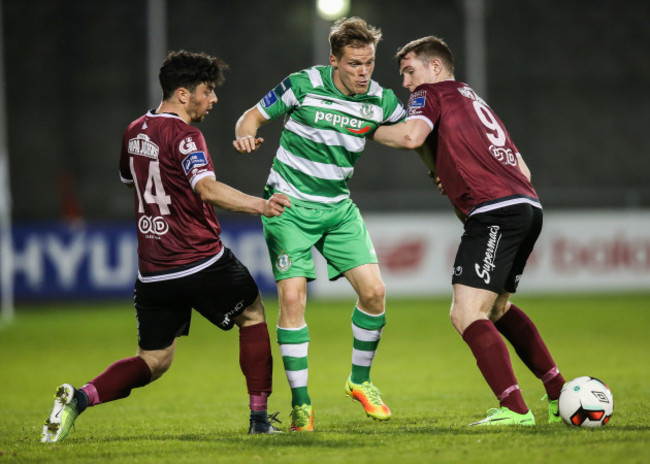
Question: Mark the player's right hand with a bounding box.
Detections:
[263,193,291,217]
[233,135,264,153]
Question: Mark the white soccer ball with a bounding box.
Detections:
[558,376,613,427]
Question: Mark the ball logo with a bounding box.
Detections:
[591,391,611,403]
[138,215,169,237]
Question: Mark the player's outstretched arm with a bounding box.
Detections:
[233,106,268,153]
[371,119,432,150]
[195,177,290,217]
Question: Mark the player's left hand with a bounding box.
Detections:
[262,193,291,217]
[427,171,446,195]
[233,135,264,153]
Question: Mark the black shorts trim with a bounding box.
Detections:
[452,203,542,294]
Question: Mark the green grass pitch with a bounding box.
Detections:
[1,293,649,463]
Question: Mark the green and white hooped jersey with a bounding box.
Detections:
[256,65,406,205]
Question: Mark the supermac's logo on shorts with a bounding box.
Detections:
[262,90,278,108]
[182,152,208,174]
[276,252,292,272]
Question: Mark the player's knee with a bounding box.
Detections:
[235,295,266,327]
[141,356,172,381]
[280,286,306,311]
[357,281,386,313]
[449,306,463,332]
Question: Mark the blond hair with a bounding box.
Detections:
[329,17,382,58]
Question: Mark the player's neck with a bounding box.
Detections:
[156,101,190,124]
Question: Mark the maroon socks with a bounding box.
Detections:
[239,322,273,411]
[462,320,528,414]
[80,356,152,406]
[494,304,565,400]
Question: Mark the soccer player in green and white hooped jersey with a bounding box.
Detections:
[233,17,405,431]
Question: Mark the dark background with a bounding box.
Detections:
[4,0,649,220]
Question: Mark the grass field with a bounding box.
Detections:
[1,293,649,463]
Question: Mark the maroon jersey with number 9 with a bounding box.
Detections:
[119,111,223,277]
[406,81,539,216]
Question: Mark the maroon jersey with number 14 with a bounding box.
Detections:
[405,81,539,217]
[119,111,223,280]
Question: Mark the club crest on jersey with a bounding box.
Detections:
[179,137,198,154]
[360,103,374,118]
[275,252,292,272]
[262,90,278,108]
[182,152,208,174]
[128,133,159,160]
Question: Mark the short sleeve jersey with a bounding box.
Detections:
[406,81,539,216]
[119,111,223,280]
[256,65,406,206]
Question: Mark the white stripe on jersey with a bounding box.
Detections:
[256,87,299,121]
[385,103,407,123]
[137,247,225,283]
[302,94,384,123]
[281,87,299,108]
[119,171,133,185]
[368,80,383,98]
[190,171,216,191]
[257,102,270,120]
[276,146,353,181]
[469,197,543,217]
[285,118,366,153]
[406,114,434,130]
[267,169,350,203]
[306,67,324,88]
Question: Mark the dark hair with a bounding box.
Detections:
[329,17,382,58]
[395,36,454,75]
[158,50,229,100]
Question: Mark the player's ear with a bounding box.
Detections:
[431,58,442,76]
[329,54,337,69]
[176,87,189,104]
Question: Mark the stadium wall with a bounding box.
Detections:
[4,211,650,302]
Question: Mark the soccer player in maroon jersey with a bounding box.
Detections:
[41,50,291,442]
[372,36,566,426]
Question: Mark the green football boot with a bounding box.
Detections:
[542,394,563,424]
[41,384,82,443]
[469,407,535,426]
[345,377,391,421]
[289,404,314,432]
